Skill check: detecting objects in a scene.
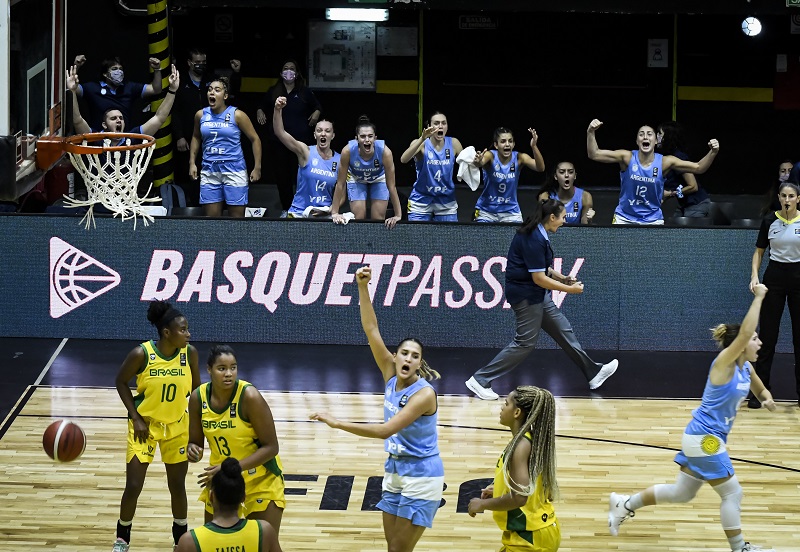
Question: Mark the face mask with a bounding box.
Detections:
[281,69,296,82]
[192,63,206,74]
[780,173,790,182]
[107,69,124,86]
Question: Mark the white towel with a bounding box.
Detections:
[456,146,480,191]
[302,205,332,218]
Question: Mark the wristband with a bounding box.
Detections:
[166,89,176,94]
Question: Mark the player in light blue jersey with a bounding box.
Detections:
[330,116,403,228]
[587,119,719,225]
[312,265,443,552]
[538,161,596,225]
[400,111,464,221]
[273,96,340,218]
[473,127,545,223]
[190,77,261,218]
[607,284,777,552]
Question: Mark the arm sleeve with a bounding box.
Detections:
[755,215,772,250]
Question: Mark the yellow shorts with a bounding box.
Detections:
[500,518,560,552]
[125,412,189,465]
[200,464,286,517]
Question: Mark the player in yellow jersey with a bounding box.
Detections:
[112,301,200,552]
[468,386,561,552]
[187,345,285,534]
[176,457,282,551]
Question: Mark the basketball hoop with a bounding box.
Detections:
[39,132,159,229]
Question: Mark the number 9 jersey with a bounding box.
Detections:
[134,340,193,424]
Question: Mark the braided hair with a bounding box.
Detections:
[502,386,558,500]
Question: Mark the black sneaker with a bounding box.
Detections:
[747,396,761,409]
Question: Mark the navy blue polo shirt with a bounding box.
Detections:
[504,224,552,305]
[79,80,147,131]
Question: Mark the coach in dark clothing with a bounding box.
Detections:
[173,48,242,205]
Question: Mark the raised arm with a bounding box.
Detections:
[400,126,435,164]
[355,266,394,381]
[383,146,402,229]
[273,96,309,164]
[66,66,91,134]
[143,57,163,97]
[140,65,179,136]
[236,109,262,182]
[581,190,595,224]
[518,128,545,172]
[331,147,351,222]
[663,139,720,175]
[710,284,767,384]
[587,119,631,167]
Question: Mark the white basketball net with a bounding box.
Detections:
[63,137,158,229]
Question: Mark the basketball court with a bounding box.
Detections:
[0,338,799,551]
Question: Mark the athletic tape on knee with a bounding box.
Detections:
[653,471,703,504]
[713,476,743,531]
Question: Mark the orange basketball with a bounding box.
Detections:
[43,420,86,462]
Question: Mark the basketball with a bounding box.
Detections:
[42,420,86,462]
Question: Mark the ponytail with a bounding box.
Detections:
[519,199,564,235]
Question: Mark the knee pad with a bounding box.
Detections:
[653,470,704,504]
[713,476,743,531]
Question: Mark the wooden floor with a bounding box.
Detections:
[0,387,799,552]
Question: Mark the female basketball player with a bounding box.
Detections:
[656,121,712,217]
[538,161,595,225]
[175,458,282,552]
[400,111,464,221]
[748,181,800,408]
[273,96,340,218]
[189,77,262,218]
[330,116,403,228]
[586,118,719,225]
[607,284,777,552]
[311,265,443,552]
[472,127,545,223]
[112,301,201,552]
[465,199,617,401]
[468,386,561,552]
[187,345,285,533]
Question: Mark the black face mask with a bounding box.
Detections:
[192,63,207,74]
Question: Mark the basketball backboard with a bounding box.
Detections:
[1,0,66,200]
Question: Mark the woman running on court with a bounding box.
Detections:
[175,457,282,551]
[112,301,200,552]
[311,265,443,552]
[468,385,561,551]
[400,111,464,221]
[187,345,285,533]
[607,284,777,552]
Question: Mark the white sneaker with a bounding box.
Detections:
[465,376,499,400]
[111,538,130,552]
[738,544,775,552]
[608,492,634,536]
[589,359,618,390]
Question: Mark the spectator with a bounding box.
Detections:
[173,48,242,206]
[761,160,793,216]
[538,161,595,224]
[273,96,340,218]
[189,77,261,218]
[256,59,322,218]
[657,121,712,218]
[73,54,162,131]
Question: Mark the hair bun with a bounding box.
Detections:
[220,457,241,476]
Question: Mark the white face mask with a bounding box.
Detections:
[107,69,124,86]
[281,69,296,82]
[779,173,790,182]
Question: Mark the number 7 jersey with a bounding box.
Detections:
[134,340,193,424]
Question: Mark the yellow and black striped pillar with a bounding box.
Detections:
[147,0,173,186]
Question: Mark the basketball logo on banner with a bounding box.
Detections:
[791,14,800,34]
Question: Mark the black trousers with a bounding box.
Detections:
[755,260,800,397]
[271,141,298,211]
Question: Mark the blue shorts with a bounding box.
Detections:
[674,433,734,480]
[347,180,389,202]
[407,197,458,221]
[407,212,459,222]
[200,169,249,206]
[376,455,444,528]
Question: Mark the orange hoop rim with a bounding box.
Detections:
[62,132,156,154]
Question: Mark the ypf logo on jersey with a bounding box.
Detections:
[49,237,121,318]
